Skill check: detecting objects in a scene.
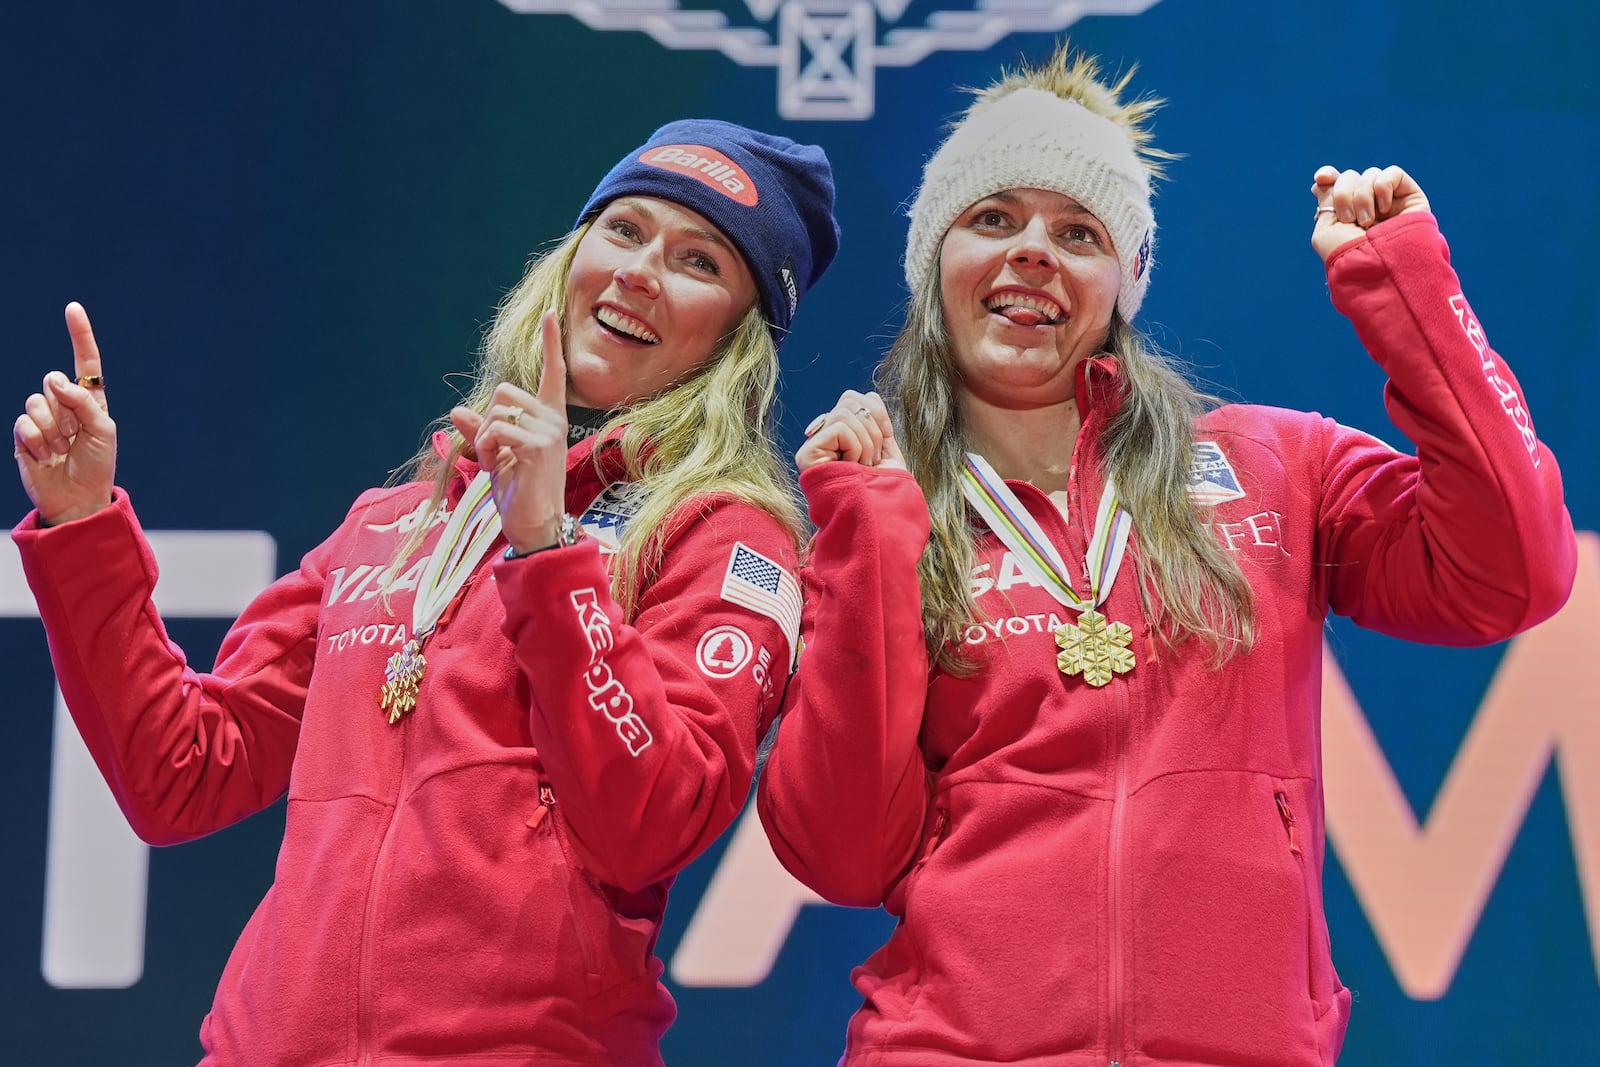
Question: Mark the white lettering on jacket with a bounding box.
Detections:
[570,588,653,757]
[1206,510,1290,555]
[324,623,411,656]
[1450,293,1540,468]
[324,555,431,607]
[962,612,1068,645]
[968,552,1053,599]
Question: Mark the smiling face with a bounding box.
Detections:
[562,196,759,410]
[938,187,1122,413]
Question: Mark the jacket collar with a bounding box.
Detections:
[1074,355,1126,425]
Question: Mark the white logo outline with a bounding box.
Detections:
[496,0,1162,120]
[696,624,756,678]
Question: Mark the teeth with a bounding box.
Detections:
[984,293,1065,323]
[597,307,660,344]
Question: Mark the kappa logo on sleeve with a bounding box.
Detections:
[569,588,653,757]
[1186,440,1247,505]
[720,543,801,668]
[1449,293,1541,468]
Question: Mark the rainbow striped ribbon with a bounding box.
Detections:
[959,453,1132,614]
[412,471,504,637]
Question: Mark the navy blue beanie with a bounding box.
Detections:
[577,119,839,344]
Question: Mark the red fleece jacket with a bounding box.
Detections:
[758,214,1576,1067]
[15,432,800,1066]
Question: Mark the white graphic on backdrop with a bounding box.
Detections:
[496,0,1162,120]
[1,532,276,988]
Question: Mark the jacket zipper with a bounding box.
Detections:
[919,808,949,865]
[355,725,409,1067]
[1276,790,1302,857]
[1107,681,1129,1067]
[527,781,557,830]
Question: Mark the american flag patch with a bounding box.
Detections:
[720,542,801,668]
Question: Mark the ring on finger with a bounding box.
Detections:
[854,406,871,418]
[1313,205,1337,220]
[505,406,524,428]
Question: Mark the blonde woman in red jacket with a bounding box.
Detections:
[759,45,1575,1067]
[13,119,836,1066]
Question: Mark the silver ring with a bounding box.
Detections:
[1314,205,1337,220]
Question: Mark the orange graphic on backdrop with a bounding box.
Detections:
[1323,531,1600,997]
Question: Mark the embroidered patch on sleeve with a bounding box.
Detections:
[720,542,801,668]
[696,625,755,679]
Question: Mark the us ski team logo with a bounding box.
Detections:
[496,0,1161,120]
[1187,440,1247,506]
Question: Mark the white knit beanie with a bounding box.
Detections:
[904,87,1156,320]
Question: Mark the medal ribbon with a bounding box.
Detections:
[959,452,1132,614]
[411,471,503,638]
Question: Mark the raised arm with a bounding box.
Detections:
[1310,167,1576,639]
[12,303,317,843]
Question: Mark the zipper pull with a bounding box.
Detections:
[1275,791,1302,858]
[526,781,556,830]
[915,808,950,868]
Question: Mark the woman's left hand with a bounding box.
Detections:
[1310,164,1431,262]
[449,311,569,553]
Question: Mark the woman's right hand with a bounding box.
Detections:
[14,302,117,525]
[796,389,905,473]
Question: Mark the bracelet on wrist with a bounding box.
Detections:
[503,513,583,559]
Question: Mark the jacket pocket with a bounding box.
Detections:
[533,780,660,1002]
[372,766,659,1056]
[1127,771,1325,1066]
[863,781,1102,1060]
[1273,776,1349,1032]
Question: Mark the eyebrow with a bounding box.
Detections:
[611,197,739,257]
[984,191,1096,216]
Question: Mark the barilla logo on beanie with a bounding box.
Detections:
[642,145,758,206]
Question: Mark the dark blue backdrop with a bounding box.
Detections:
[3,1,1596,1063]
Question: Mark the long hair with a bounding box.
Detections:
[390,221,802,616]
[877,245,1255,677]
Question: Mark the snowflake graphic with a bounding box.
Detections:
[1055,607,1134,687]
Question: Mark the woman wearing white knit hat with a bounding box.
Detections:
[759,42,1575,1066]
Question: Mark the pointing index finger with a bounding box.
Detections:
[537,311,566,410]
[65,302,103,383]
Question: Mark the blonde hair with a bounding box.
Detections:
[390,221,802,615]
[882,42,1254,674]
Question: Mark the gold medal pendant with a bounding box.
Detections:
[1055,608,1135,687]
[380,638,428,725]
[375,471,504,727]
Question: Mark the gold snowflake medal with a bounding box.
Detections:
[1055,607,1136,687]
[377,471,503,725]
[959,454,1137,688]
